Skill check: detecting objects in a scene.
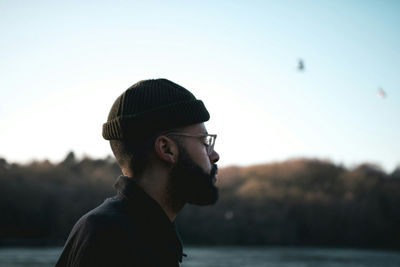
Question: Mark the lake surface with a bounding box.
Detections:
[0,246,399,267]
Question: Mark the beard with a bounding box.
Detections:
[168,145,219,206]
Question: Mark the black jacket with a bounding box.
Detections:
[56,176,185,267]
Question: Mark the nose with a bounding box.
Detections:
[209,149,220,164]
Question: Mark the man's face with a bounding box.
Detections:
[168,140,219,206]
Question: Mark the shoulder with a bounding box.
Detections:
[56,198,143,267]
[72,197,135,240]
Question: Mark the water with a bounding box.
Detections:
[0,247,60,267]
[0,246,399,267]
[181,247,400,267]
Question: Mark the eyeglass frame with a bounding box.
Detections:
[162,132,217,155]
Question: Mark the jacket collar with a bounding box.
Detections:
[113,175,185,263]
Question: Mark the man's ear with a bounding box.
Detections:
[154,136,178,164]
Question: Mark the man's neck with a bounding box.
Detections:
[140,179,184,221]
[124,168,184,221]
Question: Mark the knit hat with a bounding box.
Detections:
[102,79,210,140]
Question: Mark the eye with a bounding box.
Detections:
[201,136,211,147]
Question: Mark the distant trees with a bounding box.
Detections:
[177,159,400,248]
[0,154,399,248]
[0,153,118,245]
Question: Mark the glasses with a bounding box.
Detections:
[164,132,217,155]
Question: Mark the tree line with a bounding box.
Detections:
[0,152,399,248]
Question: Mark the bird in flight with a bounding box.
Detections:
[297,59,305,72]
[377,88,387,99]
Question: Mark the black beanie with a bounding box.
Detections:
[102,79,210,140]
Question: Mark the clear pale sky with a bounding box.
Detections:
[1,0,399,172]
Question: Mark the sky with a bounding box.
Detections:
[1,0,399,172]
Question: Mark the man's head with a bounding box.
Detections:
[103,79,220,205]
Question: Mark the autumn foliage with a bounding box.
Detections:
[0,153,399,248]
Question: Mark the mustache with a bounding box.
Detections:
[210,164,218,176]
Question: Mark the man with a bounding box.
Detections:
[56,79,220,267]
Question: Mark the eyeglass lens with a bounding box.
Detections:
[207,136,215,154]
